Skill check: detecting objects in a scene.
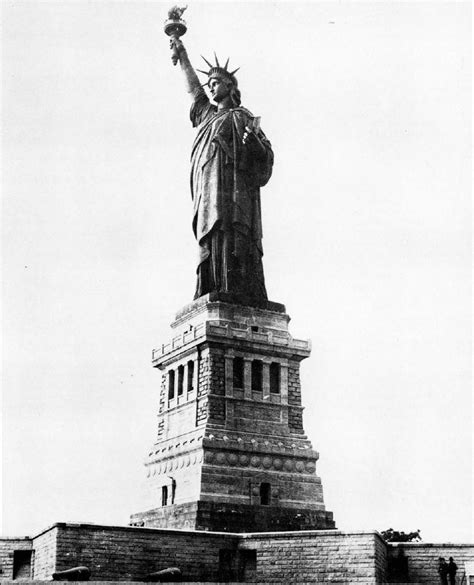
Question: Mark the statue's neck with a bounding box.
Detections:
[217,95,234,111]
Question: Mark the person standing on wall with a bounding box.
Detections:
[447,557,458,585]
[438,557,449,585]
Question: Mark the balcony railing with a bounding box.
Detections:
[152,321,310,362]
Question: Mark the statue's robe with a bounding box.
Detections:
[190,89,273,301]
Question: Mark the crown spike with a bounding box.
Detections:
[229,67,240,77]
[214,52,220,67]
[200,55,213,68]
[196,69,211,76]
[224,57,230,70]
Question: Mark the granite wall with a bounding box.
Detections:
[241,530,387,584]
[0,537,32,580]
[2,523,474,583]
[33,523,238,582]
[387,542,474,583]
[20,524,387,583]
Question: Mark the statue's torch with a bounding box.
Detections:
[164,5,188,66]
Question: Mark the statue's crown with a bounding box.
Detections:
[197,53,240,85]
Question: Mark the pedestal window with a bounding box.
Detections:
[187,360,194,392]
[177,365,184,396]
[168,370,175,400]
[270,362,280,394]
[251,360,263,392]
[260,482,271,505]
[162,485,168,506]
[233,356,244,389]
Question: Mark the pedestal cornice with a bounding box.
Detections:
[152,299,311,368]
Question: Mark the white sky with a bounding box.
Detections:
[2,1,472,543]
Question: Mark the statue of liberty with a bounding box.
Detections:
[167,13,274,304]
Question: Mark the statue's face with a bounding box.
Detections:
[208,76,230,103]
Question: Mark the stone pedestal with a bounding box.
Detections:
[131,294,335,532]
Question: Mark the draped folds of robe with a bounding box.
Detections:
[190,88,274,301]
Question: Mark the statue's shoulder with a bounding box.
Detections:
[233,106,253,118]
[210,106,252,126]
[191,89,216,128]
[226,107,255,129]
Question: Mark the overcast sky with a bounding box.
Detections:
[2,1,472,543]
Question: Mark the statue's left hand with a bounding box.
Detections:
[242,127,253,145]
[243,127,266,159]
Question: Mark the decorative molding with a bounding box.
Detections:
[202,450,317,474]
[146,451,203,478]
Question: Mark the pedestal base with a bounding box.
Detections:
[130,501,335,533]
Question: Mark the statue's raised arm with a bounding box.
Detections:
[164,7,274,306]
[164,5,200,97]
[170,37,201,98]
